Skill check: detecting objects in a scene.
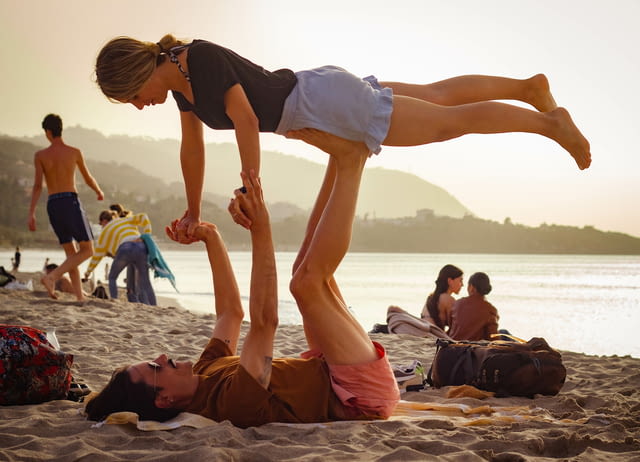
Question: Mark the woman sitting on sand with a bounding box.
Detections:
[95,34,591,240]
[421,264,464,332]
[85,138,400,427]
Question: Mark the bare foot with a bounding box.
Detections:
[549,107,591,170]
[286,128,370,159]
[528,74,558,112]
[40,275,59,300]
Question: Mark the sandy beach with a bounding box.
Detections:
[1,272,639,461]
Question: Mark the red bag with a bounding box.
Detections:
[0,325,73,405]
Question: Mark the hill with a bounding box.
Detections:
[2,133,639,254]
[21,126,471,219]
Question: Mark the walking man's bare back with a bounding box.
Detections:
[28,114,103,300]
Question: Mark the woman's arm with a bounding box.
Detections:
[225,84,260,174]
[178,111,205,239]
[225,84,260,229]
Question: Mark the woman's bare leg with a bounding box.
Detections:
[383,97,591,170]
[288,130,376,364]
[381,74,557,112]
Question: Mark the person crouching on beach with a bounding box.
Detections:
[28,114,104,301]
[84,210,157,306]
[84,138,399,427]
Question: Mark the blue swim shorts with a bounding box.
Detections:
[46,192,94,244]
[275,66,393,154]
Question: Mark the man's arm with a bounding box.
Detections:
[166,219,244,354]
[28,153,44,231]
[235,170,278,388]
[76,150,104,200]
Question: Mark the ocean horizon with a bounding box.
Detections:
[2,248,638,359]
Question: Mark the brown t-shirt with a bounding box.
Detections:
[448,294,499,341]
[185,338,342,428]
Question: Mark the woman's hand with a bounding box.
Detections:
[166,216,217,243]
[166,211,200,244]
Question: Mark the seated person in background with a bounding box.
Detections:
[420,264,464,333]
[85,138,399,427]
[448,272,499,341]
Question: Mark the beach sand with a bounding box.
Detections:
[1,272,639,461]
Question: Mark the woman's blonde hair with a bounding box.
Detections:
[95,34,185,102]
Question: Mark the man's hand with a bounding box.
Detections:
[230,170,268,230]
[228,186,251,229]
[28,215,36,232]
[96,189,104,201]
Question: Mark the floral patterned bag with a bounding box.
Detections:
[0,325,73,405]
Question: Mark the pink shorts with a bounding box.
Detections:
[301,342,400,419]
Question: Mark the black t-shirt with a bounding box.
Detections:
[172,40,297,132]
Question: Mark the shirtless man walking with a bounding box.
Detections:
[28,114,104,300]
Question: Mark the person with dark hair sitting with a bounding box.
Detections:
[84,137,399,427]
[420,264,464,333]
[448,272,501,341]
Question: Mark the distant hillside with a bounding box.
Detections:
[3,133,639,254]
[22,127,472,219]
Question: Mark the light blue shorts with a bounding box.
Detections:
[275,66,393,154]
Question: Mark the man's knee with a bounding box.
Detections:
[290,265,324,304]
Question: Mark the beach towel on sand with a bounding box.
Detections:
[96,398,585,431]
[386,306,452,340]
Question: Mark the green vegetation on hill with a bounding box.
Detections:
[2,134,639,254]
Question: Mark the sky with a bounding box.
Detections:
[2,0,639,238]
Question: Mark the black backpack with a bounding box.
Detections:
[426,337,566,398]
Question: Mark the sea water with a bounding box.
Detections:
[2,249,638,358]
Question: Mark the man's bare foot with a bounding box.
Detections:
[286,128,370,159]
[549,107,591,170]
[40,275,58,299]
[527,74,558,112]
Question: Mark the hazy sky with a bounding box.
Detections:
[2,0,639,237]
